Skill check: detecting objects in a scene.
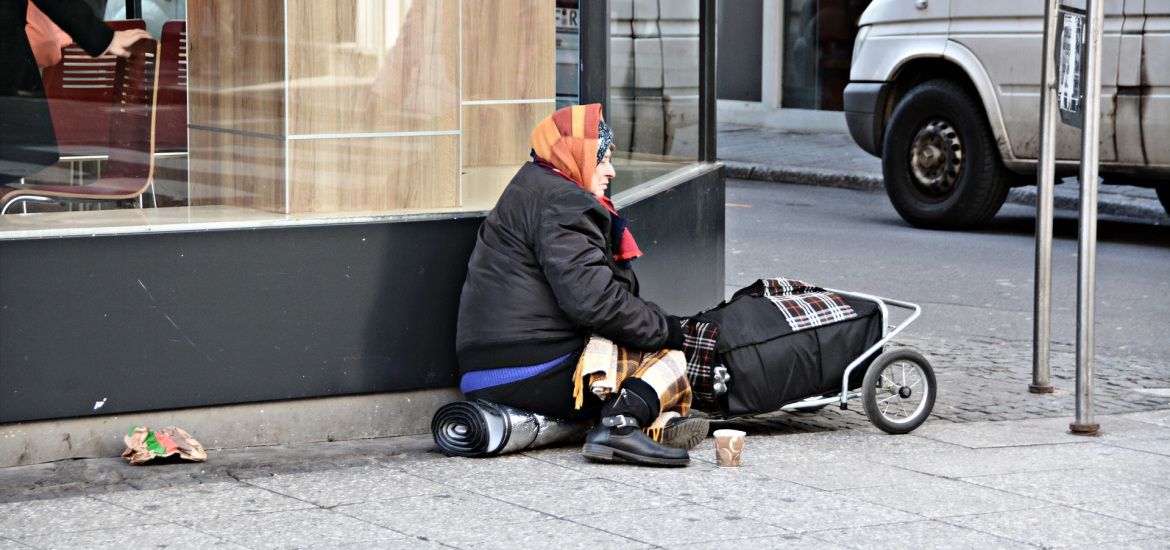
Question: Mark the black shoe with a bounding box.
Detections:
[582,415,690,467]
[659,415,710,450]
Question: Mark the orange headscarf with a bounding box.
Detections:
[529,104,643,264]
[530,103,605,191]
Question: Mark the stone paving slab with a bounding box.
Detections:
[810,519,1036,550]
[19,522,245,549]
[332,491,550,541]
[571,503,790,547]
[865,441,1170,479]
[241,464,447,508]
[91,481,313,523]
[185,508,414,549]
[960,467,1170,506]
[443,518,653,550]
[672,532,847,550]
[0,496,161,540]
[480,478,686,519]
[941,506,1167,549]
[835,476,1050,519]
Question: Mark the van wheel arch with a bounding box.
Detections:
[881,60,985,150]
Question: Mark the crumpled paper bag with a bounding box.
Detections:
[122,425,207,465]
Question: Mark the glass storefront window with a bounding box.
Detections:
[607,0,700,195]
[782,0,871,111]
[1,0,561,229]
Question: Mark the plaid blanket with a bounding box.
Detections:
[572,336,692,440]
[736,278,858,332]
[680,319,721,412]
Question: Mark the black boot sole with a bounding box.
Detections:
[582,443,690,467]
[660,417,710,450]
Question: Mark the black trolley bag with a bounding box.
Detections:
[690,279,884,417]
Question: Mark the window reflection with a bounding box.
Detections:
[607,0,700,195]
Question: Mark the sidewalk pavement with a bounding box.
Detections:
[718,124,1170,225]
[1,409,1169,549]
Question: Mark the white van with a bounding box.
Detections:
[844,0,1169,229]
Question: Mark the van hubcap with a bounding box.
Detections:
[909,120,963,197]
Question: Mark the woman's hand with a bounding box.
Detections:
[102,29,151,58]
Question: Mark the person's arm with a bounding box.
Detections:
[31,0,149,58]
[535,193,685,350]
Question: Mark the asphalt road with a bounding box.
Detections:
[725,178,1170,365]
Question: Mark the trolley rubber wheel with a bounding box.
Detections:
[862,349,936,434]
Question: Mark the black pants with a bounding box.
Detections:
[466,353,602,422]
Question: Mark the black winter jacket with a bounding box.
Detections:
[456,162,683,373]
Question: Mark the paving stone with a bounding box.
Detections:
[595,468,922,533]
[811,519,1036,550]
[835,477,1049,519]
[399,453,590,491]
[0,496,160,539]
[242,464,448,507]
[1103,435,1170,457]
[477,477,688,519]
[333,490,550,540]
[669,532,847,550]
[1071,491,1170,532]
[19,522,246,549]
[910,416,1099,448]
[867,441,1170,479]
[941,506,1165,548]
[572,503,789,547]
[189,508,411,549]
[960,468,1170,506]
[748,456,938,491]
[92,481,313,523]
[436,518,652,550]
[0,538,29,550]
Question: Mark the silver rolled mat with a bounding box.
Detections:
[431,400,591,457]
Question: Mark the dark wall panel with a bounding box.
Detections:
[622,167,726,316]
[0,218,481,422]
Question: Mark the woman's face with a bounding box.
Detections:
[590,148,616,197]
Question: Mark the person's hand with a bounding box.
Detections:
[102,29,151,58]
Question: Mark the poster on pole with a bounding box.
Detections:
[1056,5,1087,128]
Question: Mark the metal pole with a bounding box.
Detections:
[1031,0,1061,394]
[1072,0,1104,435]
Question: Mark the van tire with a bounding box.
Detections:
[882,80,1009,229]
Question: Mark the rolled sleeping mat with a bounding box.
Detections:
[431,400,591,458]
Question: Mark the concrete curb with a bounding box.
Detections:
[725,160,1169,224]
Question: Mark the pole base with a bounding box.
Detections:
[1069,422,1100,435]
[1028,384,1054,394]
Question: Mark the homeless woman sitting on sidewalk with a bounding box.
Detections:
[455,104,708,467]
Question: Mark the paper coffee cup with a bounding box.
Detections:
[713,429,746,467]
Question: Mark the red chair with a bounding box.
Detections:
[40,19,147,158]
[156,20,187,153]
[1,39,160,214]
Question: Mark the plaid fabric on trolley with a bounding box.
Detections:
[680,318,721,411]
[749,277,857,331]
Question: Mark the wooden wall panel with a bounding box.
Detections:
[187,0,286,136]
[288,136,458,213]
[188,130,286,212]
[287,0,459,135]
[462,0,555,100]
[462,102,553,167]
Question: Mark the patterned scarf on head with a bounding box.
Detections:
[530,104,643,266]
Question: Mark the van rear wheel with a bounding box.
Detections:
[883,80,1009,229]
